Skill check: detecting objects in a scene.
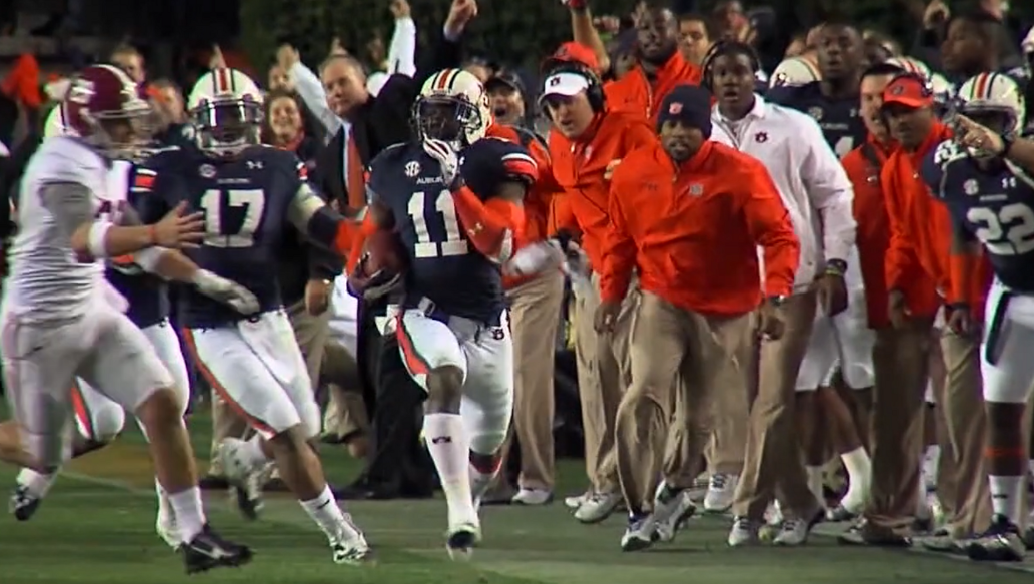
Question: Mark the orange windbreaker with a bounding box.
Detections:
[1,53,42,110]
[547,110,657,271]
[882,122,993,318]
[600,140,799,316]
[842,136,939,327]
[485,123,564,288]
[603,52,701,122]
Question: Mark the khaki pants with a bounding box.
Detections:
[937,330,992,538]
[207,299,368,473]
[664,313,754,484]
[572,273,636,494]
[865,320,934,530]
[616,291,753,509]
[732,293,817,519]
[502,271,566,490]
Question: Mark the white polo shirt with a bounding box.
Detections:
[710,94,858,292]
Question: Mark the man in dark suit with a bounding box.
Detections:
[311,0,480,499]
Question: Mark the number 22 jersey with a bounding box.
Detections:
[921,140,1034,291]
[137,144,314,328]
[367,138,537,323]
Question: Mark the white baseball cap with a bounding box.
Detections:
[539,72,590,103]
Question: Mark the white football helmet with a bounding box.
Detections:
[929,72,955,110]
[187,67,264,155]
[957,72,1026,136]
[413,68,491,147]
[884,56,932,80]
[769,56,821,88]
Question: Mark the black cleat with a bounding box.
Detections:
[182,524,254,574]
[9,485,41,521]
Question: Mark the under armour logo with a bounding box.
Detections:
[246,161,263,169]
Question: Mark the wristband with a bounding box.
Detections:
[133,246,165,273]
[147,224,158,245]
[87,220,114,259]
[825,258,847,277]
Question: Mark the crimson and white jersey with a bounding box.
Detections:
[4,137,129,322]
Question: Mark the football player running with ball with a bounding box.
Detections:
[355,68,537,559]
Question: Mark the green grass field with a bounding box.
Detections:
[1,405,1032,584]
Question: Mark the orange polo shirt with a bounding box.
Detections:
[601,140,799,316]
[604,51,701,122]
[547,109,657,271]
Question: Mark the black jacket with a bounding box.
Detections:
[317,30,463,213]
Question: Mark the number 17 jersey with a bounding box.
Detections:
[367,138,536,323]
[138,144,311,328]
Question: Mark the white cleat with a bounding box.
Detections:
[565,491,589,509]
[652,483,697,542]
[703,473,737,513]
[620,513,659,551]
[574,491,621,524]
[728,516,760,547]
[217,438,264,521]
[511,488,553,506]
[445,522,482,561]
[331,522,374,565]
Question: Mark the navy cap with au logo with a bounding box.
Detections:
[657,84,713,138]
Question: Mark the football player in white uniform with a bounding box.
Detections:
[0,64,257,573]
[1,108,214,553]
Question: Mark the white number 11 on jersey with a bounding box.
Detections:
[408,190,468,258]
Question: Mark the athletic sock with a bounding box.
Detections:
[989,475,1025,526]
[16,469,56,498]
[167,487,206,542]
[424,413,477,527]
[469,456,501,505]
[155,478,176,524]
[840,447,872,511]
[300,485,360,542]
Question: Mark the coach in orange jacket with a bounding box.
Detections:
[871,73,992,543]
[540,64,657,522]
[597,85,799,549]
[602,6,701,122]
[484,121,566,503]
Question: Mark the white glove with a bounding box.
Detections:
[422,138,462,189]
[504,240,566,276]
[193,269,260,315]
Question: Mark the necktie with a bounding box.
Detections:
[346,132,365,212]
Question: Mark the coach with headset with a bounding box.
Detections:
[538,60,657,520]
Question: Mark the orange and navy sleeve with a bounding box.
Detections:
[599,165,638,303]
[742,159,799,298]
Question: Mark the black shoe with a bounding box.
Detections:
[335,482,402,500]
[9,485,41,521]
[182,524,253,574]
[198,475,229,490]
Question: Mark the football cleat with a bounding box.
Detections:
[445,522,481,561]
[217,438,264,521]
[331,533,374,565]
[966,515,1025,562]
[9,484,42,521]
[181,524,253,574]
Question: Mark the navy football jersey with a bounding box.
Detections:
[367,138,535,323]
[767,81,865,158]
[922,140,1034,291]
[138,144,312,328]
[106,161,170,328]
